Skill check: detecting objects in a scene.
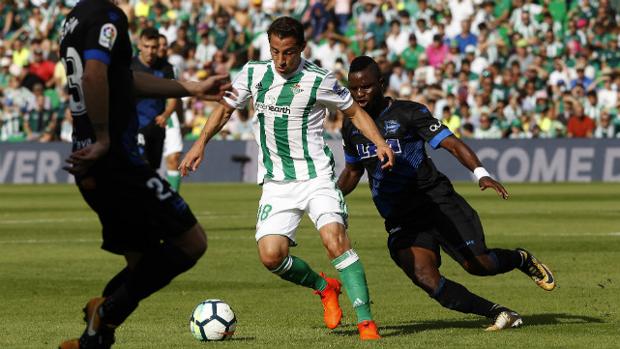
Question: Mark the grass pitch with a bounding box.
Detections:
[1,182,619,348]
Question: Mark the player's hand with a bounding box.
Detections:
[155,115,168,128]
[376,143,395,170]
[479,177,509,200]
[195,74,232,101]
[179,142,205,176]
[63,141,110,176]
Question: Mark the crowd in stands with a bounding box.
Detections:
[1,0,620,143]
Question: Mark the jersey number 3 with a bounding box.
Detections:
[61,47,87,115]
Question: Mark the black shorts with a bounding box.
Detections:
[78,165,197,255]
[385,180,487,267]
[137,121,165,170]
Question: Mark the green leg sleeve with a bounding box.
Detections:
[166,170,181,192]
[333,250,372,322]
[272,255,327,291]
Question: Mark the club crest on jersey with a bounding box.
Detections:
[98,23,117,50]
[332,81,349,99]
[384,120,400,135]
[291,83,304,95]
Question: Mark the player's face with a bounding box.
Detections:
[269,35,304,75]
[139,37,159,66]
[348,69,382,110]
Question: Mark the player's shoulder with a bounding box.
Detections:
[302,60,329,77]
[389,100,433,119]
[72,0,124,19]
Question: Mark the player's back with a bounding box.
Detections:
[59,0,142,170]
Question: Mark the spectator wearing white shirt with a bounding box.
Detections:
[594,111,618,138]
[386,20,409,57]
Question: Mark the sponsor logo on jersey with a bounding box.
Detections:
[429,119,442,132]
[384,120,400,135]
[255,82,263,90]
[332,81,349,99]
[356,139,402,159]
[98,23,117,50]
[291,84,304,95]
[255,102,291,114]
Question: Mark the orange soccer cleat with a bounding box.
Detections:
[58,297,115,349]
[314,272,343,329]
[357,320,381,340]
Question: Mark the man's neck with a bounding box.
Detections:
[369,97,391,119]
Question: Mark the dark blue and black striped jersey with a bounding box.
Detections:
[131,57,175,128]
[59,0,144,173]
[342,99,453,220]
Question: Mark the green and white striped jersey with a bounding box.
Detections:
[223,58,353,183]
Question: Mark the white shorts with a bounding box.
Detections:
[255,176,348,245]
[163,112,183,158]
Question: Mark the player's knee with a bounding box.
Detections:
[318,221,349,258]
[260,254,286,271]
[175,224,207,261]
[258,246,287,270]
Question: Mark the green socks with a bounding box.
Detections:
[271,255,327,291]
[166,170,181,192]
[332,250,372,323]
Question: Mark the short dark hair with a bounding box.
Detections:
[349,56,381,80]
[267,17,305,46]
[140,27,160,41]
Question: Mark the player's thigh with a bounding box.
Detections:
[306,177,348,231]
[85,168,197,255]
[428,183,488,265]
[386,221,442,269]
[255,181,304,246]
[163,123,183,160]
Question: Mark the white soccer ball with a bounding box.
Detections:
[189,299,237,341]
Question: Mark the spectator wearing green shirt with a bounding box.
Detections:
[368,11,389,47]
[400,34,424,71]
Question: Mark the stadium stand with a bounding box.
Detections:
[1,0,619,143]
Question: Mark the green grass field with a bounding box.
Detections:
[1,182,619,348]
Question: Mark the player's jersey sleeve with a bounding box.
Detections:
[316,72,354,111]
[222,63,252,109]
[83,11,123,65]
[407,103,453,149]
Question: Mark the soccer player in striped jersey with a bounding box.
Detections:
[180,16,395,340]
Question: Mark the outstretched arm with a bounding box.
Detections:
[342,102,395,170]
[337,162,365,196]
[439,135,508,199]
[178,102,236,176]
[132,71,231,100]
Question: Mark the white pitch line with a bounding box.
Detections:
[0,214,255,225]
[0,217,96,224]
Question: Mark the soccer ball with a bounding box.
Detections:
[189,299,237,341]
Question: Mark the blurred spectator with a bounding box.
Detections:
[567,100,596,138]
[594,111,619,138]
[1,0,620,144]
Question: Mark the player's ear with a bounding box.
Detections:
[379,76,386,93]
